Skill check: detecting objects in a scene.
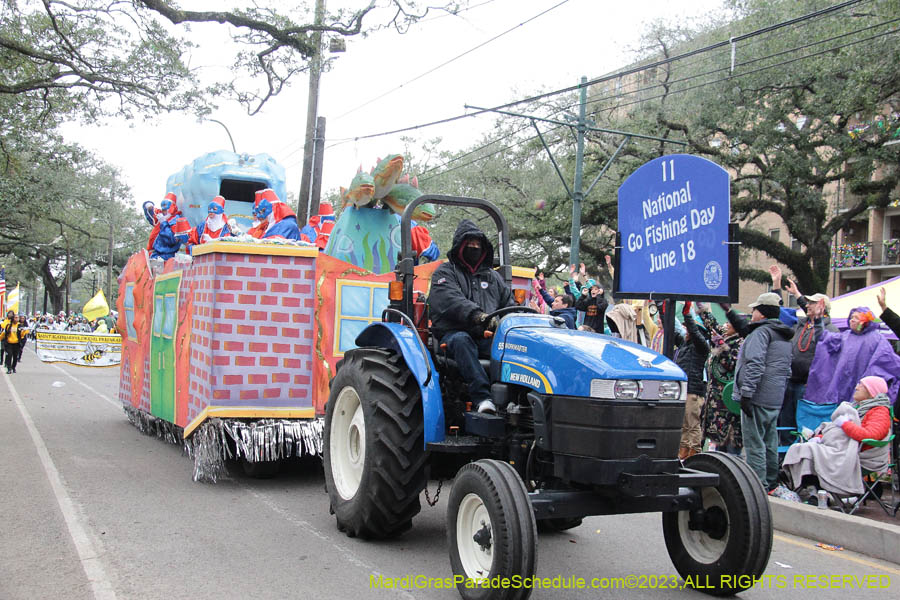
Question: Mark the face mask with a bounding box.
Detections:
[462,246,482,266]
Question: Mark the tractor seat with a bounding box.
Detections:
[434,340,491,376]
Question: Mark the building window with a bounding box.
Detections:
[769,228,780,241]
[791,238,802,252]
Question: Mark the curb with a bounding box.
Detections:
[769,496,900,564]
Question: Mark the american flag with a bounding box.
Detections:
[0,267,5,314]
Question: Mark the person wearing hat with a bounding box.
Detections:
[782,375,892,501]
[150,192,191,260]
[187,196,233,253]
[252,189,301,240]
[726,292,793,490]
[769,265,840,445]
[805,302,900,408]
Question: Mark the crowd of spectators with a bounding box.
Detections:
[528,260,897,505]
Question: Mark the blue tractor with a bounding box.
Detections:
[324,196,771,599]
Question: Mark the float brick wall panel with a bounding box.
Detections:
[200,251,316,410]
[182,257,215,425]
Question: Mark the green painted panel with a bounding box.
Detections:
[150,274,181,423]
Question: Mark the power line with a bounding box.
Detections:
[421,19,899,182]
[332,0,572,121]
[325,0,867,144]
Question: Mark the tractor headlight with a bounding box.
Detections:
[658,381,681,400]
[614,380,641,400]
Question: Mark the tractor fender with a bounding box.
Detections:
[355,323,445,445]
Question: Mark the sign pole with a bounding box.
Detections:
[661,299,676,359]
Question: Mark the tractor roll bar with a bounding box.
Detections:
[396,195,512,318]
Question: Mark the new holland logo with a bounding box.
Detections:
[509,372,541,388]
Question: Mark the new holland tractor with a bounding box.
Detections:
[324,196,771,599]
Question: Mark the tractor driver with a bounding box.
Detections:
[428,219,515,414]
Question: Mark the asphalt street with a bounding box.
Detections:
[2,349,898,600]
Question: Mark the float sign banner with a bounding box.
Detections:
[617,154,732,300]
[35,330,122,367]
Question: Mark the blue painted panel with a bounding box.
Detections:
[617,154,730,297]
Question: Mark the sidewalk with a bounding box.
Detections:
[770,496,900,564]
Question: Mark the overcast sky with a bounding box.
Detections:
[62,0,726,210]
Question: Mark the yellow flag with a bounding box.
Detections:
[82,289,110,321]
[6,283,19,314]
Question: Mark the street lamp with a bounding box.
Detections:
[207,118,237,153]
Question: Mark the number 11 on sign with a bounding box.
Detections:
[662,159,675,182]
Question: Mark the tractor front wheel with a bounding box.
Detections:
[662,452,773,596]
[448,459,537,600]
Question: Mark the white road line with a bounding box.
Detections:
[4,372,118,600]
[50,362,121,410]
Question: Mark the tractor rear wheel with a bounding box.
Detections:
[662,452,772,596]
[324,348,427,539]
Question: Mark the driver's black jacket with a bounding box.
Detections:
[428,219,514,341]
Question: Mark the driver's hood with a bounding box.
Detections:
[491,314,685,397]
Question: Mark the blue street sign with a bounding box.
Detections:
[617,154,731,299]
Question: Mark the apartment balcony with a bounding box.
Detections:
[833,239,900,270]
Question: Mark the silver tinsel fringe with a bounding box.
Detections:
[123,406,324,483]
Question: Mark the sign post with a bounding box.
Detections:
[615,154,738,357]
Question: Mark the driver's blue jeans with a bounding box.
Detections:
[442,330,492,403]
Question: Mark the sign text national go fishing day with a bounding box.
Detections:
[616,154,734,301]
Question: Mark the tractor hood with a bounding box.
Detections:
[492,314,685,397]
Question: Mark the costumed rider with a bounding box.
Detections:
[148,192,191,260]
[411,221,439,264]
[187,195,233,253]
[299,201,337,250]
[250,188,301,240]
[428,219,514,414]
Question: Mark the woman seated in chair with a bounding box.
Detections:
[782,376,892,502]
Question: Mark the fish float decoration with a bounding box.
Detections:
[371,154,404,200]
[382,183,434,222]
[340,168,376,208]
[339,155,435,220]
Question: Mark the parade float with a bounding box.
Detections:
[117,150,534,480]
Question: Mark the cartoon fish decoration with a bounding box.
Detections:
[340,169,376,208]
[382,183,435,222]
[370,154,404,200]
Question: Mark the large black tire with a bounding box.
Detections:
[448,460,538,600]
[663,452,773,596]
[324,348,427,539]
[537,517,583,533]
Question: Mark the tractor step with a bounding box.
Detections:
[427,434,494,454]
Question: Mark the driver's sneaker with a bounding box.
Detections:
[476,399,497,414]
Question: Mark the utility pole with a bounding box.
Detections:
[297,0,326,224]
[108,190,115,302]
[570,77,587,267]
[309,116,327,218]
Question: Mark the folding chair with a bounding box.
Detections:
[777,400,837,462]
[835,407,896,516]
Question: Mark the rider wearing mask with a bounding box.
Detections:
[428,220,515,414]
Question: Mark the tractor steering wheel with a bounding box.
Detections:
[476,306,538,339]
